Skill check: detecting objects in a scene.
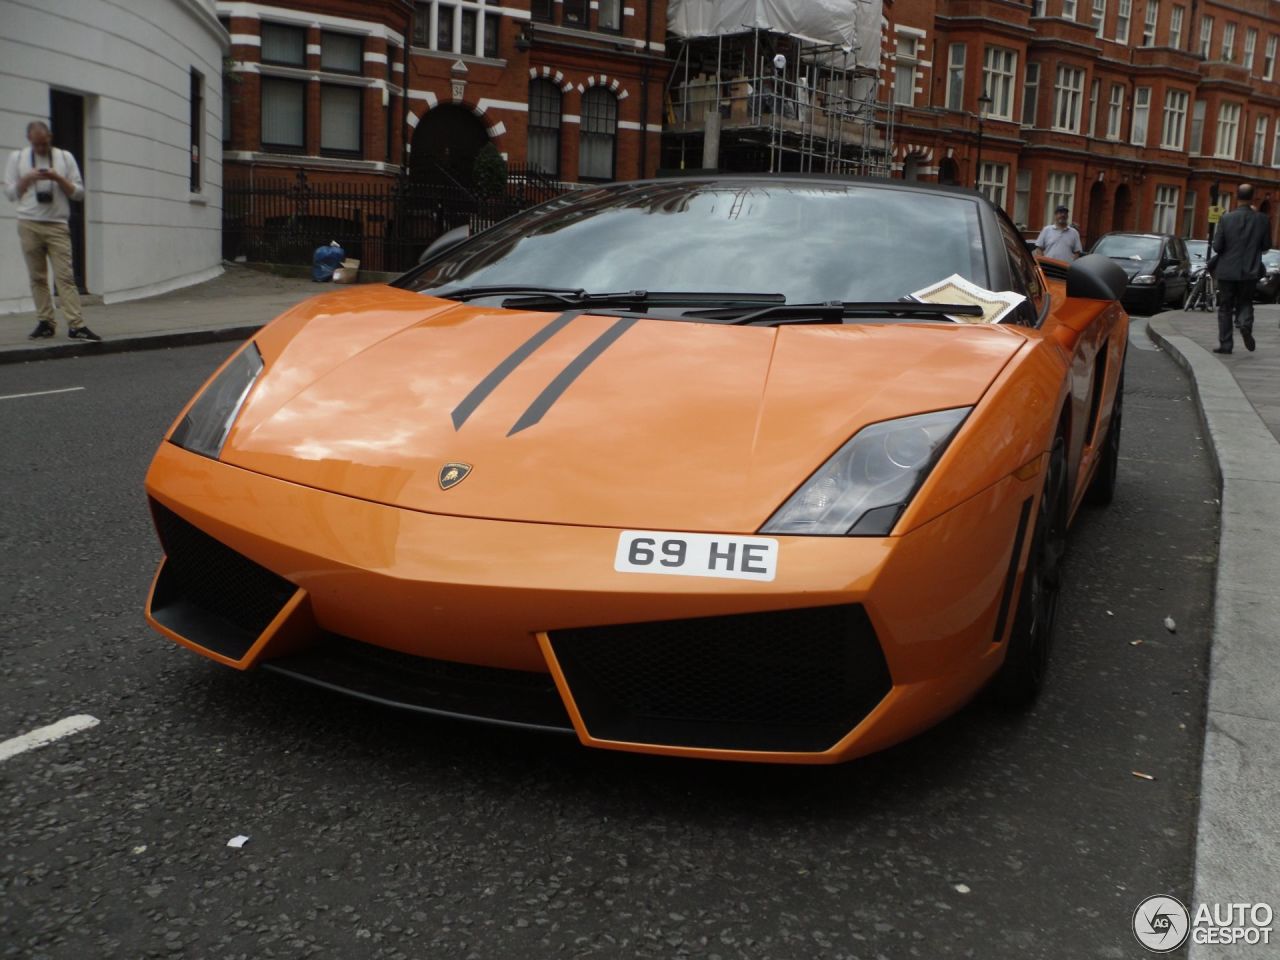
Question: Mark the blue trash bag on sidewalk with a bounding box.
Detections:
[312,241,345,282]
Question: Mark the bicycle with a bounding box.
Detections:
[1184,270,1217,311]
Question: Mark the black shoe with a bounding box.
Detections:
[67,326,102,342]
[1212,346,1233,354]
[28,320,55,339]
[1242,329,1256,352]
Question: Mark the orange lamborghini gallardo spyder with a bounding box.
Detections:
[145,177,1129,764]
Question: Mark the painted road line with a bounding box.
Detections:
[0,715,100,762]
[0,386,86,402]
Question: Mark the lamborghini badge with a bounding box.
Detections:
[439,462,472,490]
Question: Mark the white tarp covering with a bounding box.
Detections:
[669,0,881,66]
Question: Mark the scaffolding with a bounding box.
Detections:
[664,29,893,177]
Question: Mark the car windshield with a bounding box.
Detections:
[1093,234,1164,260]
[1187,240,1209,262]
[400,181,989,305]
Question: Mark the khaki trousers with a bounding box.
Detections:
[18,219,83,330]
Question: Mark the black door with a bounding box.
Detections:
[49,89,87,294]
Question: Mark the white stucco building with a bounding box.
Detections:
[0,0,228,313]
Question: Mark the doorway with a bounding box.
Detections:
[1087,180,1106,247]
[1112,183,1131,233]
[410,106,490,186]
[49,89,87,293]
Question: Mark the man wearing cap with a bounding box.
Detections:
[1033,205,1084,261]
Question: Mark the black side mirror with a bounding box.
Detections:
[1066,253,1129,301]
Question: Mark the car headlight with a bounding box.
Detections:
[1132,274,1157,285]
[169,342,264,459]
[760,407,970,537]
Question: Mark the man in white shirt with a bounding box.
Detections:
[3,120,100,341]
[1033,205,1084,262]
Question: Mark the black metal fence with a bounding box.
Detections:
[222,166,575,274]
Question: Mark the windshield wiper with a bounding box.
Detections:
[432,284,588,302]
[499,290,787,310]
[684,301,986,326]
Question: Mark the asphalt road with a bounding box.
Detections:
[1,330,1217,960]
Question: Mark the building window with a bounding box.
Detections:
[946,43,966,112]
[1215,102,1240,158]
[1045,172,1077,224]
[1092,0,1106,38]
[321,32,363,73]
[1252,115,1268,165]
[320,85,361,156]
[1161,89,1188,149]
[1199,17,1213,59]
[414,2,497,57]
[530,0,552,23]
[983,46,1017,120]
[1106,84,1124,139]
[222,73,232,143]
[1088,78,1100,136]
[1244,29,1257,72]
[1170,6,1184,48]
[261,22,306,65]
[1142,1,1158,46]
[1182,191,1195,236]
[189,68,203,192]
[1052,65,1084,133]
[1032,0,1045,14]
[483,15,499,57]
[1152,185,1179,233]
[1266,36,1277,80]
[437,4,455,51]
[1131,87,1150,145]
[261,77,305,151]
[1063,0,1078,18]
[579,87,616,180]
[1014,167,1032,228]
[527,79,561,175]
[1189,99,1205,153]
[894,37,917,108]
[1116,0,1131,43]
[978,162,1008,209]
[1022,63,1039,126]
[563,0,588,27]
[1274,123,1280,166]
[1222,22,1236,62]
[599,0,622,32]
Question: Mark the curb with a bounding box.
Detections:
[1146,317,1280,960]
[0,324,264,365]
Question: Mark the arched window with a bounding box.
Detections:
[579,87,617,181]
[528,80,562,176]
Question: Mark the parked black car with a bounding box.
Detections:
[1256,249,1280,302]
[1089,232,1192,314]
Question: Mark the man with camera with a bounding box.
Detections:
[4,120,100,341]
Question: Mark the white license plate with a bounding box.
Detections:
[614,531,778,582]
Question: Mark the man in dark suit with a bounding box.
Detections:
[1211,182,1272,353]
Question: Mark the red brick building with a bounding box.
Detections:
[884,0,1280,245]
[218,1,668,187]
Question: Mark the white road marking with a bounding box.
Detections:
[0,715,100,762]
[0,386,85,401]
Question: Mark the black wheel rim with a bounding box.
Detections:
[1027,445,1067,684]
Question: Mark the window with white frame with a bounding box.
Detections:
[1273,122,1280,165]
[562,0,588,27]
[1131,87,1150,144]
[1182,191,1195,236]
[1142,1,1158,46]
[321,32,363,73]
[261,22,306,65]
[1053,65,1085,132]
[1116,0,1131,43]
[1189,99,1205,153]
[1170,6,1184,48]
[527,79,561,176]
[598,0,622,31]
[1022,63,1040,126]
[1014,168,1032,228]
[1199,17,1213,58]
[261,77,305,150]
[1088,78,1100,136]
[1266,36,1277,80]
[1244,29,1257,71]
[1222,22,1236,62]
[189,68,203,191]
[983,46,1017,120]
[895,37,918,107]
[1215,101,1240,158]
[947,43,966,111]
[1045,172,1077,222]
[1152,185,1179,233]
[1032,0,1045,15]
[978,162,1008,208]
[1107,83,1124,139]
[414,2,499,57]
[579,87,617,180]
[1252,115,1268,165]
[320,85,361,155]
[1063,0,1078,18]
[1161,89,1188,149]
[1092,0,1106,37]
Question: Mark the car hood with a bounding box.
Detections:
[220,287,1026,531]
[1104,257,1159,280]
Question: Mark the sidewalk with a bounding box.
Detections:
[3,270,1278,948]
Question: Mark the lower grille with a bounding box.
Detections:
[548,604,891,753]
[149,500,296,659]
[264,634,574,733]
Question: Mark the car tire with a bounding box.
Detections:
[991,434,1068,710]
[1085,368,1123,507]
